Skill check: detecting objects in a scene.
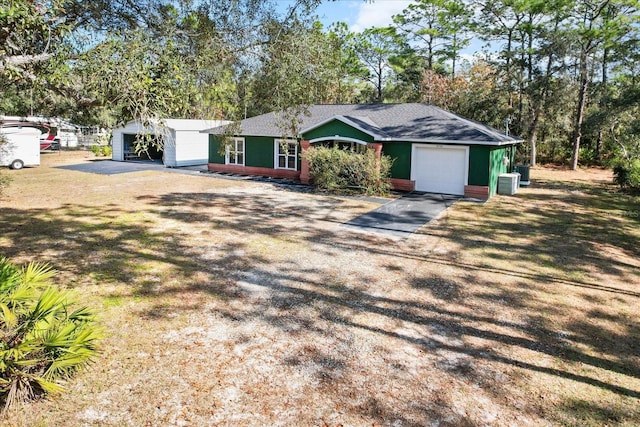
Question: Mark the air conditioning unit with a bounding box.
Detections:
[514,165,530,186]
[498,173,520,195]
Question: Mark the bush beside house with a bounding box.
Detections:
[303,146,392,195]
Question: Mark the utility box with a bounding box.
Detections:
[514,164,530,186]
[0,127,41,169]
[498,173,520,195]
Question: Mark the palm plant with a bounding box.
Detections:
[0,258,101,412]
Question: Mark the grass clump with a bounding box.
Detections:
[0,258,101,413]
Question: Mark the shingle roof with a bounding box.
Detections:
[202,103,522,145]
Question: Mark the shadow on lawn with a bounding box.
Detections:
[140,187,639,389]
[0,173,638,425]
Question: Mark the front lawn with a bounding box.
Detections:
[1,153,638,426]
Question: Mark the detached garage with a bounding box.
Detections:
[203,104,522,199]
[112,119,229,167]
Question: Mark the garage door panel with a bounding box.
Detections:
[412,145,468,195]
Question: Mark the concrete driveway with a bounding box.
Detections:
[56,160,206,175]
[58,159,457,236]
[344,192,460,236]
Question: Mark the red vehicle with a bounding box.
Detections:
[38,124,61,151]
[0,121,60,151]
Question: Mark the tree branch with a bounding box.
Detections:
[0,54,54,72]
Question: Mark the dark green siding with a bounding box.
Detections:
[209,135,302,170]
[246,136,275,168]
[208,135,225,164]
[467,145,514,196]
[468,146,491,186]
[488,147,509,196]
[208,135,274,167]
[382,142,412,179]
[302,120,374,143]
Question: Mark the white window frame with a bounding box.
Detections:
[274,139,298,171]
[225,137,245,166]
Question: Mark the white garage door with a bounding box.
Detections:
[412,145,468,195]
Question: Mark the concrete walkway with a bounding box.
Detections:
[344,192,460,237]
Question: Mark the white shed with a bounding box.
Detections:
[111,119,230,167]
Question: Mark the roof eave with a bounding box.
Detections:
[381,138,524,146]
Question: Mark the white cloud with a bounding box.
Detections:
[351,0,415,33]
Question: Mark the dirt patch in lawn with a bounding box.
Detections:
[1,154,639,426]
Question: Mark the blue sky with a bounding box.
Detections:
[278,0,415,32]
[277,0,488,63]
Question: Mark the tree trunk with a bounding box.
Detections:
[596,45,609,162]
[596,129,603,159]
[529,113,539,167]
[377,61,383,103]
[506,29,513,110]
[451,33,457,79]
[571,53,589,170]
[528,18,556,168]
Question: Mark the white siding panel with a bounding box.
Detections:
[111,129,124,161]
[173,130,209,167]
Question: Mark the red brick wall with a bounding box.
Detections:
[208,163,301,180]
[300,140,311,184]
[464,185,490,199]
[390,178,415,192]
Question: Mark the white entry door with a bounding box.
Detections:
[411,145,469,195]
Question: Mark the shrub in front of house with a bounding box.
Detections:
[0,258,101,412]
[303,146,392,196]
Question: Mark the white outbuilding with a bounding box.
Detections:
[111,119,230,167]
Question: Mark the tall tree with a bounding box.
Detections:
[250,20,358,133]
[394,0,472,77]
[352,27,400,103]
[567,0,637,170]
